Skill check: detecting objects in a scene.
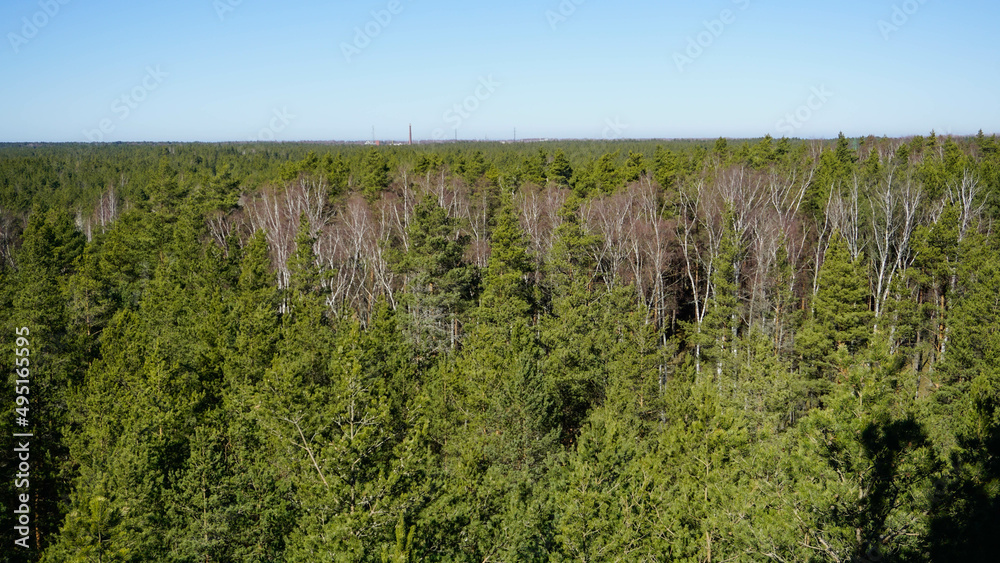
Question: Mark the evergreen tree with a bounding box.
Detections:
[520,148,547,186]
[477,195,533,326]
[6,207,85,555]
[577,151,622,195]
[713,137,729,158]
[394,196,477,356]
[835,131,858,167]
[324,152,351,197]
[929,237,1000,560]
[360,148,391,200]
[547,149,572,187]
[620,150,645,184]
[701,209,741,382]
[272,325,424,562]
[748,134,775,168]
[652,145,679,191]
[797,232,873,381]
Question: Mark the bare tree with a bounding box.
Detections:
[676,179,725,376]
[516,184,568,273]
[810,189,838,299]
[205,209,241,256]
[633,177,677,331]
[516,183,546,261]
[453,186,490,269]
[0,208,23,269]
[948,170,985,249]
[747,207,781,332]
[717,166,766,336]
[938,171,985,361]
[94,184,120,233]
[581,187,638,291]
[827,179,863,260]
[244,176,329,290]
[315,194,400,321]
[869,167,922,323]
[382,176,419,255]
[761,166,812,349]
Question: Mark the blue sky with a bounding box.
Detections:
[2,0,997,142]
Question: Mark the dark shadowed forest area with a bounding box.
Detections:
[2,132,1000,562]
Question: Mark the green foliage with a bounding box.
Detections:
[478,195,534,325]
[2,136,998,561]
[701,210,741,380]
[713,136,728,156]
[6,207,86,554]
[652,145,679,191]
[746,134,774,168]
[547,149,572,187]
[393,196,477,356]
[620,150,646,184]
[797,233,873,382]
[520,148,548,187]
[361,148,392,199]
[287,215,322,299]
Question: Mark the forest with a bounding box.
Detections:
[1,132,999,562]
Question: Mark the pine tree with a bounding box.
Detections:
[521,148,547,186]
[620,151,645,184]
[394,196,477,356]
[701,209,741,382]
[714,137,729,157]
[789,337,933,562]
[797,232,873,382]
[7,207,85,554]
[360,147,391,200]
[652,145,679,191]
[416,196,558,557]
[324,152,351,197]
[835,132,858,167]
[213,230,296,562]
[266,323,423,562]
[547,149,572,187]
[287,214,322,302]
[748,134,775,168]
[477,195,533,327]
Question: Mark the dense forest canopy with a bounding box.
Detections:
[2,131,1000,562]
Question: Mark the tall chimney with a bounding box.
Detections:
[409,124,412,145]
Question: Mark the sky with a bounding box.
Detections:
[1,0,997,142]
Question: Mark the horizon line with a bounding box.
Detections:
[1,131,990,146]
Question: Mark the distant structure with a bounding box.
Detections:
[409,124,412,146]
[363,126,380,146]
